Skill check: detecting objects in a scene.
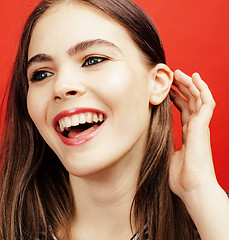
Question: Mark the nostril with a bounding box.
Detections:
[54,89,81,102]
[54,96,61,101]
[66,90,77,96]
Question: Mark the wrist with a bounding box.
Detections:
[180,181,223,206]
[180,182,229,240]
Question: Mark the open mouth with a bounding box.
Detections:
[56,112,105,139]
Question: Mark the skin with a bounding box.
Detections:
[27,3,172,239]
[27,2,229,240]
[170,71,229,240]
[27,3,153,179]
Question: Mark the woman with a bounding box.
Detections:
[0,0,228,239]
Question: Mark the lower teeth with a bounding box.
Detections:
[62,122,103,138]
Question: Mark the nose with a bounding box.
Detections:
[52,73,86,102]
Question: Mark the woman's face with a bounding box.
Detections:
[27,3,153,178]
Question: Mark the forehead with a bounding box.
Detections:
[28,2,144,61]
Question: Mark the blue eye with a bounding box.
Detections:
[30,71,54,82]
[82,56,108,67]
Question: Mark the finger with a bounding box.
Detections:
[170,88,192,127]
[170,87,188,113]
[173,79,192,100]
[173,70,200,113]
[173,70,200,101]
[174,70,203,113]
[192,73,215,105]
[192,73,216,124]
[173,80,201,113]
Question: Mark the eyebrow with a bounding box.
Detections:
[27,39,121,70]
[27,54,53,70]
[68,39,121,56]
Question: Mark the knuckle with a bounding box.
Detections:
[211,99,216,109]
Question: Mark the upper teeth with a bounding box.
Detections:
[58,112,104,132]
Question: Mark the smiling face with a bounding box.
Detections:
[27,2,153,178]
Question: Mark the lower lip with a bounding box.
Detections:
[56,122,104,146]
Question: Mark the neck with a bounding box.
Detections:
[69,160,140,240]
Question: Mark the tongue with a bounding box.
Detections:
[68,124,99,138]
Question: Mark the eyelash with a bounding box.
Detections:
[82,56,108,67]
[29,56,108,82]
[29,70,54,82]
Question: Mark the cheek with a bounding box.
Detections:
[89,64,149,110]
[90,65,150,133]
[27,90,37,122]
[27,88,55,149]
[27,88,47,128]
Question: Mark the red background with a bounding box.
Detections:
[0,0,229,190]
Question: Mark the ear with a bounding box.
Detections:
[148,63,173,105]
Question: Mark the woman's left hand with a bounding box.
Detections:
[169,69,217,200]
[169,70,229,240]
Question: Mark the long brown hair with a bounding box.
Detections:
[0,0,199,239]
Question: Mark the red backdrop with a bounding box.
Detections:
[1,0,229,190]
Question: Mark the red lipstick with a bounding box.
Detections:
[53,107,106,146]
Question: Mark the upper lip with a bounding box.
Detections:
[53,107,107,130]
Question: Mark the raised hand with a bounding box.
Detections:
[169,70,229,240]
[169,69,217,199]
